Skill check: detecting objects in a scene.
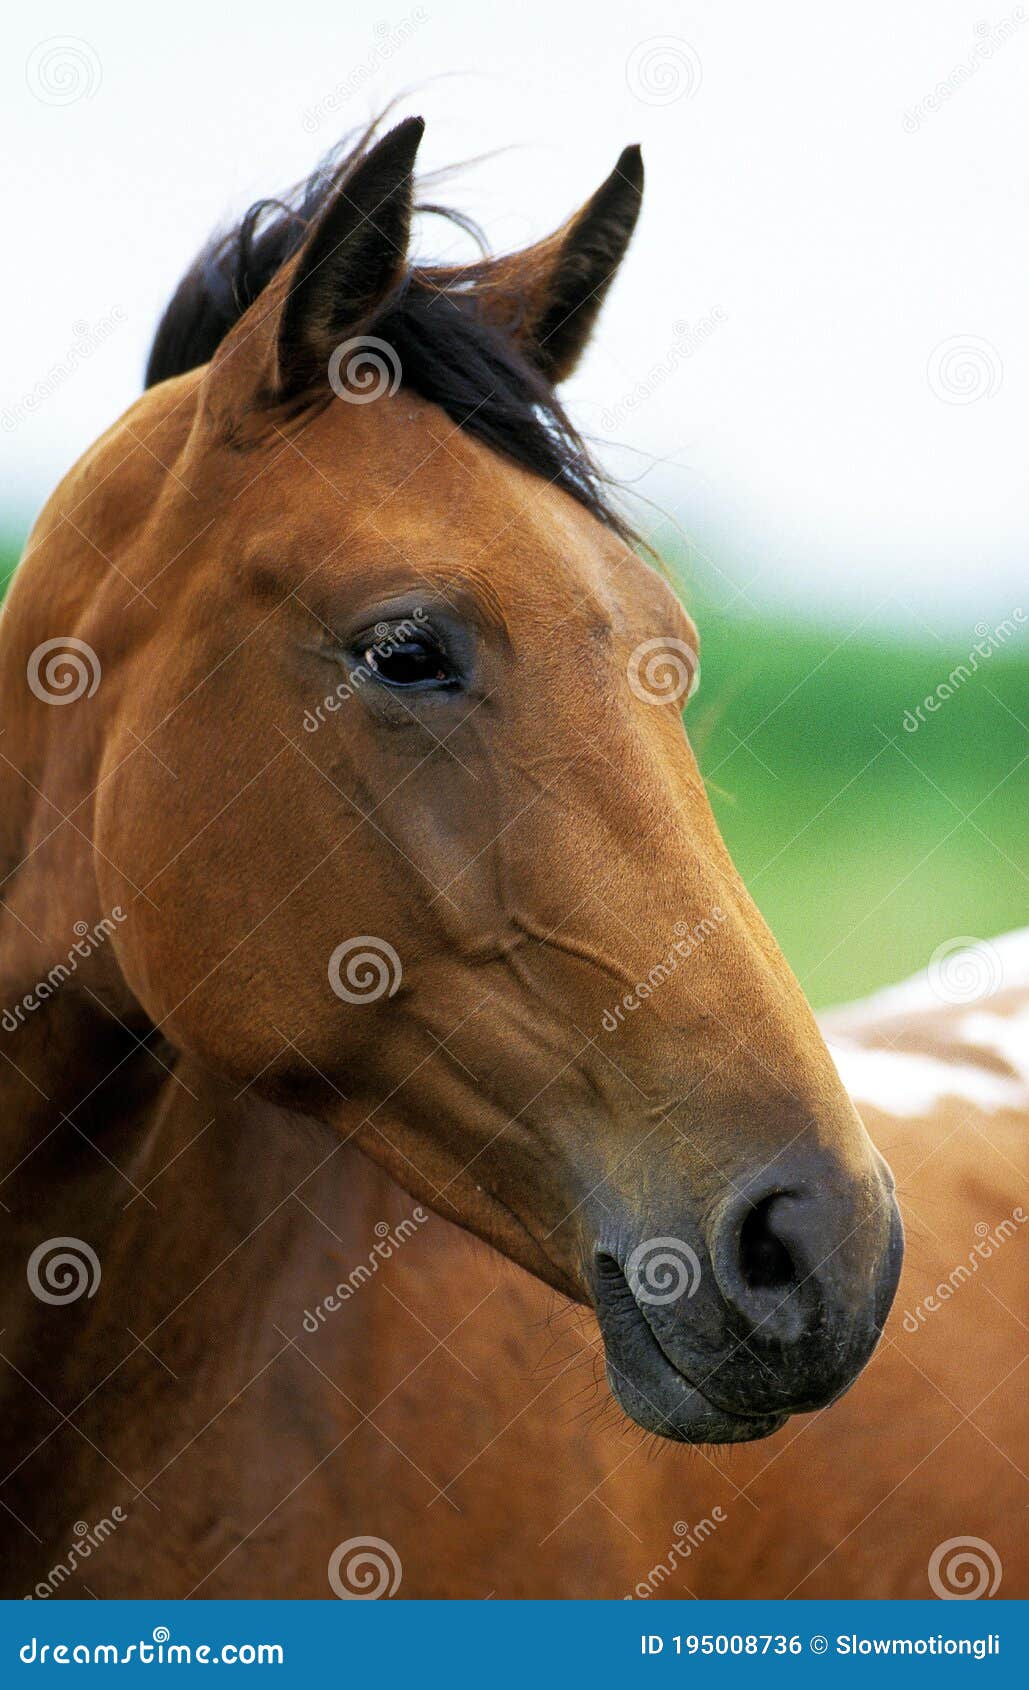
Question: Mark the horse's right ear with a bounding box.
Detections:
[205,117,423,412]
[463,146,644,383]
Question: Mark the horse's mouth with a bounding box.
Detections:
[593,1255,790,1445]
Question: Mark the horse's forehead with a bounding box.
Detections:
[274,396,626,605]
[302,394,549,519]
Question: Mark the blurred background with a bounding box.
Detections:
[3,0,1025,1005]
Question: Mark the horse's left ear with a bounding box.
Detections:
[200,117,423,418]
[274,116,424,396]
[478,146,643,382]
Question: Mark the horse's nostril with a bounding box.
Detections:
[709,1187,817,1353]
[738,1195,797,1292]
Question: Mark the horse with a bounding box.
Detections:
[0,116,912,1599]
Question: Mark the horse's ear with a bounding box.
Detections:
[270,116,423,395]
[200,117,423,417]
[478,146,643,383]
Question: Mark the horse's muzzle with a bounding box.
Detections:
[590,1164,904,1444]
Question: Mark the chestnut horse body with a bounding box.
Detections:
[0,117,980,1600]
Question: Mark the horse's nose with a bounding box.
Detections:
[590,1154,902,1440]
[713,1189,826,1339]
[708,1172,903,1405]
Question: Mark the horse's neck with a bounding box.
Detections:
[0,1031,337,1551]
[0,1024,539,1588]
[0,994,160,1369]
[0,1015,649,1597]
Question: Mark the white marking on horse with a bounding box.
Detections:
[825,1040,1026,1117]
[820,929,1029,1117]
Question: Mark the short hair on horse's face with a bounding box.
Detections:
[144,115,644,546]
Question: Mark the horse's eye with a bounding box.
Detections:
[364,637,458,690]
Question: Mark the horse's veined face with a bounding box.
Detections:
[95,379,899,1443]
[87,119,901,1443]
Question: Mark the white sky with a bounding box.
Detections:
[4,0,1027,631]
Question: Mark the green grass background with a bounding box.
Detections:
[2,530,1024,1008]
[674,557,1026,1007]
[1,537,19,601]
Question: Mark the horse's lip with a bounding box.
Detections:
[593,1257,790,1444]
[605,1354,789,1445]
[634,1296,773,1418]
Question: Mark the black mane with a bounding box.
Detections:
[144,131,630,537]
